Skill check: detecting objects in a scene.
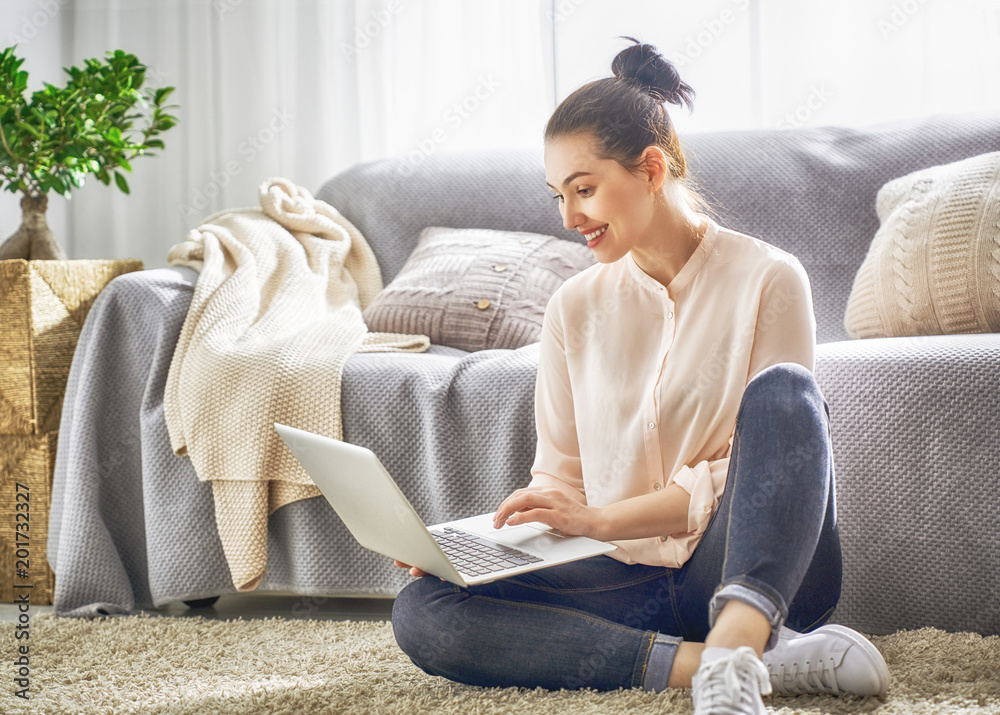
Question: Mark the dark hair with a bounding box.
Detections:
[545,36,709,215]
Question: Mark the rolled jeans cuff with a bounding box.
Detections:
[641,633,683,692]
[708,583,786,652]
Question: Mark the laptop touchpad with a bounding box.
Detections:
[488,524,568,555]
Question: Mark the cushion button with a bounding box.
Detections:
[476,299,491,310]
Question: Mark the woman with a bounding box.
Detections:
[391,37,889,714]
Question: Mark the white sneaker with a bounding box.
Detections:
[763,624,890,697]
[692,646,772,715]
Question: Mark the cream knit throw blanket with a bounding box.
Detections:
[164,177,429,591]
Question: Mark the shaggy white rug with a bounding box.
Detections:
[1,613,998,714]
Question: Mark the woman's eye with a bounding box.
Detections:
[551,194,563,202]
[578,188,593,197]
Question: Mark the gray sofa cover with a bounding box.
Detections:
[49,113,1000,637]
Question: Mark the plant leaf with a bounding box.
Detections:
[114,171,129,194]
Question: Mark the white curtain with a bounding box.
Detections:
[54,0,551,268]
[553,0,1000,135]
[1,0,998,268]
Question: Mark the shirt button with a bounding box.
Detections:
[648,421,655,429]
[667,311,674,320]
[661,536,669,542]
[476,299,491,310]
[493,264,507,272]
[653,483,661,491]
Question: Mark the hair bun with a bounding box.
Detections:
[612,36,694,111]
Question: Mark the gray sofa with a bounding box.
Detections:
[49,113,1000,637]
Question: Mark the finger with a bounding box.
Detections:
[494,502,537,527]
[494,487,546,514]
[494,492,554,527]
[505,507,550,527]
[493,490,528,516]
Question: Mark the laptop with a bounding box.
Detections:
[274,423,618,587]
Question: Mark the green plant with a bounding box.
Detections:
[0,46,178,259]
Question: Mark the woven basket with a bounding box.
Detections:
[0,432,57,604]
[0,259,144,435]
[0,258,143,605]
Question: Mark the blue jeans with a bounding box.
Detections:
[391,363,842,691]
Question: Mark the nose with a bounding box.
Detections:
[560,197,583,231]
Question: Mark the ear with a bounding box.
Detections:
[638,145,670,193]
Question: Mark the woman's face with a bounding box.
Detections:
[544,132,658,263]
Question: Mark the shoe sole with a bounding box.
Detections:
[807,624,890,697]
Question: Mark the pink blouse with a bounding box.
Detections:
[528,216,816,567]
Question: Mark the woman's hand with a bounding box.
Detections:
[393,560,432,578]
[492,487,604,540]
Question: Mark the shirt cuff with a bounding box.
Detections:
[672,459,730,535]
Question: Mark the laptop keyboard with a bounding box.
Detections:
[429,526,544,576]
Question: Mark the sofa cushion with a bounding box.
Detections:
[362,226,595,351]
[844,151,1000,338]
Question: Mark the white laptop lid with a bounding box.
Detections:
[274,422,465,584]
[274,423,617,586]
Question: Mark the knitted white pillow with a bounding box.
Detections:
[844,151,1000,339]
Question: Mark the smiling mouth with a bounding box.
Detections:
[583,225,608,241]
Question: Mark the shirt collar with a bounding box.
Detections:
[625,216,719,296]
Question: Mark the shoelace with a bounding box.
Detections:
[772,656,840,695]
[696,647,772,715]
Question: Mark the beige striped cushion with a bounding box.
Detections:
[845,151,1000,339]
[362,226,595,351]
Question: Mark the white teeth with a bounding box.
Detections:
[585,225,607,241]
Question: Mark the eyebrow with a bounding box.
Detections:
[545,171,594,190]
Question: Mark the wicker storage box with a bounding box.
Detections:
[1,432,57,604]
[0,259,144,435]
[0,258,143,604]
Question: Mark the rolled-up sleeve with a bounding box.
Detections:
[671,432,734,536]
[528,292,586,500]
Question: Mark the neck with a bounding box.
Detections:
[629,188,705,288]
